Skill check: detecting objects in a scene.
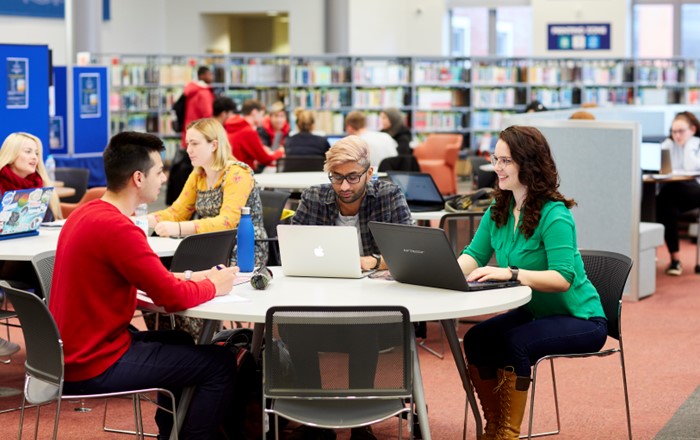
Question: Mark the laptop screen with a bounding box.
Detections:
[326,136,343,146]
[640,142,661,173]
[388,172,443,203]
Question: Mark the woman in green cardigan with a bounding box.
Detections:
[457,125,608,440]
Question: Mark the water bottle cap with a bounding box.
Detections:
[241,206,251,215]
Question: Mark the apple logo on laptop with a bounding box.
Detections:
[314,246,325,257]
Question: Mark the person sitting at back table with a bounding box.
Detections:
[257,101,290,151]
[284,108,331,159]
[225,99,285,172]
[149,118,268,265]
[0,131,63,356]
[49,131,239,440]
[344,110,398,169]
[656,111,700,276]
[457,126,608,440]
[569,110,596,120]
[380,107,413,155]
[213,95,237,125]
[287,135,411,440]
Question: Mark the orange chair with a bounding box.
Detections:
[412,134,463,195]
[60,186,107,218]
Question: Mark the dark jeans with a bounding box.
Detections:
[63,330,236,439]
[656,180,700,254]
[463,308,608,377]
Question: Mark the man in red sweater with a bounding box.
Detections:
[49,132,239,439]
[225,99,285,171]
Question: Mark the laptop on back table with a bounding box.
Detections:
[0,187,54,240]
[369,221,521,292]
[387,171,445,212]
[277,224,373,278]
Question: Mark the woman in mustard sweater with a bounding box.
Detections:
[149,118,267,266]
[457,126,607,440]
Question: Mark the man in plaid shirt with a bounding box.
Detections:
[291,135,411,272]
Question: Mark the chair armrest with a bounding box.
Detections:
[444,145,460,168]
[60,202,80,219]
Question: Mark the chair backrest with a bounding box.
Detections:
[470,156,497,189]
[265,306,412,399]
[378,155,421,172]
[260,190,291,239]
[0,281,63,403]
[413,134,463,161]
[580,250,633,340]
[277,156,326,173]
[169,229,237,272]
[54,167,90,203]
[439,212,485,256]
[30,250,56,303]
[60,186,108,218]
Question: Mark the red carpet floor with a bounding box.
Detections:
[1,243,699,439]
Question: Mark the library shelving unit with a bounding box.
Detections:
[94,53,700,154]
[288,55,352,135]
[412,56,471,140]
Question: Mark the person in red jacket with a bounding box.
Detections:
[257,101,290,150]
[182,66,215,147]
[225,99,285,171]
[49,131,239,440]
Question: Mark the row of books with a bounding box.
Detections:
[290,88,350,109]
[291,65,351,85]
[230,64,289,84]
[352,88,407,108]
[108,89,182,112]
[580,87,633,105]
[352,65,411,85]
[416,88,468,108]
[529,88,575,109]
[472,88,525,108]
[413,111,465,131]
[471,110,516,131]
[225,89,285,107]
[110,64,199,87]
[413,64,469,84]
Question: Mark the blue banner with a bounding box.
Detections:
[0,0,110,20]
[79,72,100,118]
[547,23,611,51]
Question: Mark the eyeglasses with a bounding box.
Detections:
[671,128,690,136]
[328,167,370,185]
[491,155,514,168]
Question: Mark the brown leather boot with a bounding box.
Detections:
[468,364,499,440]
[494,367,530,440]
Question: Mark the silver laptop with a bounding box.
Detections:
[277,225,372,278]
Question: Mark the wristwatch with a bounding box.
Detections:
[184,270,193,281]
[509,266,519,281]
[371,254,382,270]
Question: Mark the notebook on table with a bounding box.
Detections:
[368,221,521,292]
[277,224,373,279]
[0,187,54,240]
[387,171,445,212]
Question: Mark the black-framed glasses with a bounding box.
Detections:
[328,167,370,185]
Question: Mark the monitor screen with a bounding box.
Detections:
[326,136,343,146]
[389,172,443,203]
[640,142,661,173]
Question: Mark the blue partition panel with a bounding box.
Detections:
[0,44,49,148]
[54,153,106,187]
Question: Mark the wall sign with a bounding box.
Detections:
[79,72,100,118]
[548,23,611,51]
[0,0,110,20]
[49,116,64,149]
[6,57,29,109]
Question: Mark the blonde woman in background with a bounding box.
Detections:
[0,132,63,356]
[284,108,331,158]
[0,132,62,221]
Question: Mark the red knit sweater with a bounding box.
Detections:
[49,200,216,382]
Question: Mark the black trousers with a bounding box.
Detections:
[656,180,700,254]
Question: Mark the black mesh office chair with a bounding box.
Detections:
[54,167,90,204]
[264,306,414,439]
[523,250,633,439]
[0,281,178,439]
[258,190,291,266]
[276,156,325,173]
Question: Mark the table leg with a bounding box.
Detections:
[441,319,482,438]
[170,318,220,440]
[411,333,432,440]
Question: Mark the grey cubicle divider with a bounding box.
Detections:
[502,118,641,300]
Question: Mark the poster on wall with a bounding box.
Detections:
[6,57,29,109]
[49,116,63,150]
[548,24,611,51]
[79,72,100,118]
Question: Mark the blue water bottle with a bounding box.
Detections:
[237,206,255,272]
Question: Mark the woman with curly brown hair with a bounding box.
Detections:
[457,126,608,440]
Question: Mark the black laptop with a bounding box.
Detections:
[387,171,445,212]
[369,221,521,292]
